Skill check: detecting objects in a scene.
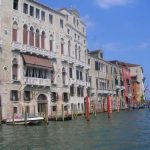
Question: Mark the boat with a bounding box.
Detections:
[6,116,44,125]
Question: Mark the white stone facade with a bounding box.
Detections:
[0,0,88,120]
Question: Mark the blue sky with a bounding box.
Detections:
[39,0,150,99]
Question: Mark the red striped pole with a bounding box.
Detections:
[107,96,112,118]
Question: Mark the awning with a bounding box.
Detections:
[22,54,51,69]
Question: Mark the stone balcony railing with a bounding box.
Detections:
[61,54,68,62]
[12,42,56,59]
[76,80,86,86]
[86,82,91,87]
[69,78,76,85]
[76,60,85,67]
[68,56,75,64]
[24,77,51,87]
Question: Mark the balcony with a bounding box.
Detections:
[76,80,86,86]
[86,82,91,87]
[69,78,76,85]
[12,42,53,58]
[69,56,75,64]
[61,54,68,62]
[24,77,51,87]
[76,60,85,67]
[49,51,57,59]
[97,89,111,94]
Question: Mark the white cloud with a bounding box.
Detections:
[96,0,134,8]
[82,15,95,28]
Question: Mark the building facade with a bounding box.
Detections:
[0,0,88,120]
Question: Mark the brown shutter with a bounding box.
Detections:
[41,34,45,49]
[23,28,28,44]
[12,29,17,42]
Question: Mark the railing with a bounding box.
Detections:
[69,56,75,64]
[76,80,86,86]
[61,54,68,62]
[76,60,85,67]
[24,77,51,86]
[97,89,111,94]
[12,42,56,59]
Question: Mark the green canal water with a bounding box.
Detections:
[0,109,150,150]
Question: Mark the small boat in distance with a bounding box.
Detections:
[6,116,44,125]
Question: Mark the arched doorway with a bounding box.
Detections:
[37,94,48,116]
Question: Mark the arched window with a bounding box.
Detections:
[75,44,77,59]
[41,31,45,49]
[23,24,28,44]
[49,35,53,51]
[61,38,64,54]
[12,58,18,80]
[12,22,18,42]
[29,27,34,46]
[68,41,71,56]
[35,29,40,47]
[79,46,81,60]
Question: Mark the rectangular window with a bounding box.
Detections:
[70,86,74,97]
[49,14,53,24]
[11,90,19,101]
[52,106,57,111]
[12,64,18,80]
[41,11,45,21]
[23,3,28,14]
[26,106,30,114]
[30,6,34,17]
[13,107,18,113]
[95,61,99,70]
[24,91,30,101]
[69,68,73,78]
[77,87,80,97]
[12,29,17,42]
[60,19,63,28]
[80,71,83,80]
[61,43,64,54]
[81,87,84,97]
[88,59,90,65]
[36,8,40,19]
[50,40,53,51]
[76,70,79,80]
[13,0,18,10]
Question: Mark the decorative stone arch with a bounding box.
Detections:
[37,94,47,102]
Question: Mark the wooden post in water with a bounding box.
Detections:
[12,107,15,126]
[75,104,78,118]
[0,97,2,125]
[55,104,58,121]
[107,96,112,118]
[85,96,90,121]
[45,104,49,124]
[94,101,97,117]
[71,104,74,119]
[62,104,64,121]
[24,107,27,126]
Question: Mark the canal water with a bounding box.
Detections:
[0,109,150,150]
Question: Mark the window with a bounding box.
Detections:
[30,6,34,17]
[77,20,79,27]
[88,59,90,65]
[69,67,72,78]
[60,19,63,28]
[70,86,74,96]
[11,90,19,101]
[49,14,53,24]
[41,11,45,21]
[41,31,45,49]
[50,35,53,51]
[26,106,30,114]
[13,107,18,113]
[35,29,40,47]
[52,106,57,111]
[67,29,70,34]
[80,71,83,80]
[23,3,28,14]
[76,70,79,80]
[75,44,77,59]
[23,24,28,44]
[77,87,84,97]
[24,91,30,101]
[68,41,71,56]
[12,64,18,80]
[36,8,40,19]
[61,39,64,54]
[12,22,18,42]
[78,36,80,40]
[77,87,80,97]
[73,17,75,24]
[74,33,76,39]
[95,61,99,70]
[63,93,69,102]
[29,27,34,46]
[13,0,18,10]
[79,47,81,60]
[51,92,58,102]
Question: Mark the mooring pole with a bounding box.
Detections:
[85,96,90,121]
[107,96,112,118]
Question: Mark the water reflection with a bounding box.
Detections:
[0,110,150,150]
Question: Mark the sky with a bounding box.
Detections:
[39,0,150,99]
